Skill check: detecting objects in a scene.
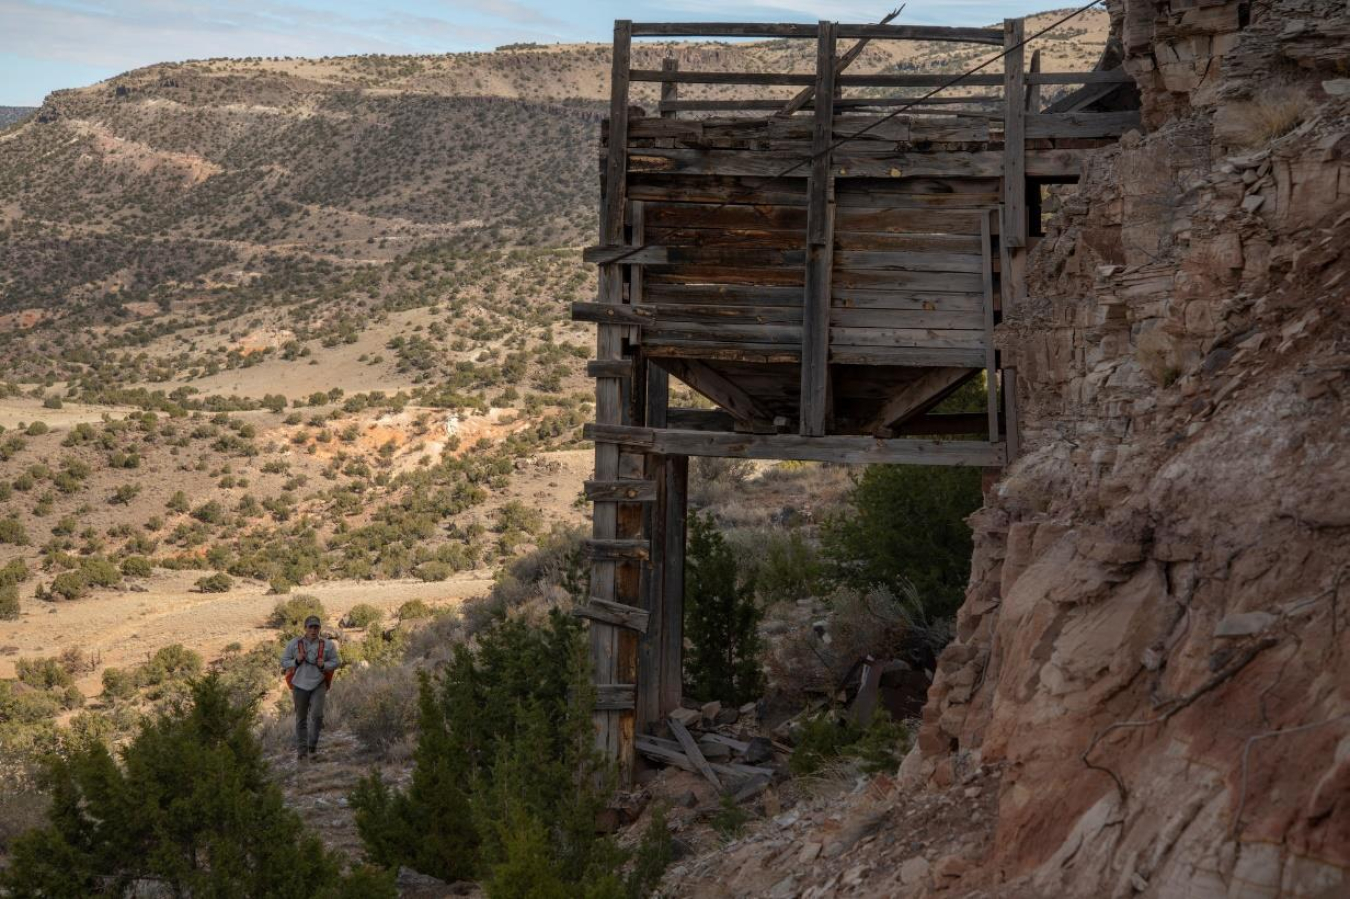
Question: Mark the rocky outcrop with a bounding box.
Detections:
[918,1,1350,896]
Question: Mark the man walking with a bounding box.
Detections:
[281,615,340,761]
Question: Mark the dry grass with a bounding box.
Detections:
[1219,83,1316,148]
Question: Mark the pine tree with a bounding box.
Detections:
[684,512,766,705]
[1,675,393,898]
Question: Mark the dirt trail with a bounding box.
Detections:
[0,570,492,694]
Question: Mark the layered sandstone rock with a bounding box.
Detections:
[918,1,1350,895]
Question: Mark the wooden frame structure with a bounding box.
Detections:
[574,17,1138,781]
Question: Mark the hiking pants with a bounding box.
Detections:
[292,683,327,753]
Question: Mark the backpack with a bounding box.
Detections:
[285,638,335,689]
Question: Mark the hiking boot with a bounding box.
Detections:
[296,749,308,762]
[307,748,319,761]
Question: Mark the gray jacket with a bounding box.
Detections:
[281,636,340,691]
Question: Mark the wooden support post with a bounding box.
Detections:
[1003,365,1021,462]
[1026,49,1041,114]
[981,208,1000,444]
[1002,18,1026,251]
[660,455,687,718]
[800,21,836,437]
[591,18,634,781]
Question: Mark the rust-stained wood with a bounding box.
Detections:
[595,684,636,711]
[669,716,722,789]
[585,422,1006,466]
[646,264,803,287]
[800,20,837,437]
[573,597,651,634]
[585,479,658,502]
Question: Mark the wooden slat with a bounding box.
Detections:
[574,301,649,326]
[629,22,1002,43]
[834,269,984,292]
[584,538,651,561]
[1025,111,1142,139]
[800,21,837,438]
[832,289,984,311]
[829,327,984,349]
[778,7,900,117]
[1003,16,1027,250]
[587,359,632,378]
[645,283,802,307]
[669,716,722,789]
[1025,69,1135,84]
[584,423,1006,466]
[634,735,775,779]
[981,207,1000,443]
[573,597,651,634]
[644,340,802,363]
[595,683,636,711]
[834,250,983,274]
[830,345,986,367]
[584,479,658,502]
[830,307,983,329]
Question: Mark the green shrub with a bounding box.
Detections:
[0,517,29,546]
[327,664,418,758]
[821,464,981,618]
[195,572,234,593]
[414,560,452,582]
[0,584,18,620]
[350,614,630,888]
[397,598,433,621]
[0,558,29,586]
[15,657,74,692]
[710,794,750,840]
[47,571,87,600]
[270,594,326,636]
[0,676,396,897]
[101,667,137,703]
[41,395,62,410]
[788,709,912,776]
[342,603,383,629]
[684,512,764,705]
[120,555,153,577]
[25,421,48,437]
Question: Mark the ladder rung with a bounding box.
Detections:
[583,538,651,561]
[571,597,650,634]
[584,479,657,502]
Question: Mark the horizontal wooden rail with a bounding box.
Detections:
[653,97,999,113]
[572,597,650,633]
[584,479,657,502]
[585,423,1006,466]
[632,69,1007,88]
[595,683,636,711]
[1026,70,1134,85]
[586,359,632,378]
[583,538,652,561]
[630,22,1002,43]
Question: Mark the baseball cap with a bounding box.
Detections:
[304,616,321,627]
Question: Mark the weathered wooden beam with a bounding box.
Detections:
[624,148,1086,179]
[830,346,985,367]
[664,408,740,431]
[656,97,997,113]
[573,597,651,634]
[776,7,900,117]
[573,301,650,326]
[1002,17,1027,250]
[595,684,636,711]
[867,367,977,435]
[1025,69,1135,84]
[981,207,1000,443]
[629,22,1001,42]
[635,735,776,778]
[800,20,837,438]
[1025,111,1142,139]
[660,357,777,432]
[584,479,657,502]
[631,69,1009,88]
[584,538,651,561]
[585,423,1006,467]
[587,359,633,378]
[669,716,722,789]
[1026,49,1042,115]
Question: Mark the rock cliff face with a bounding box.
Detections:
[917,1,1350,895]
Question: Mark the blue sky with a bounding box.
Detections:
[1,1,1065,106]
